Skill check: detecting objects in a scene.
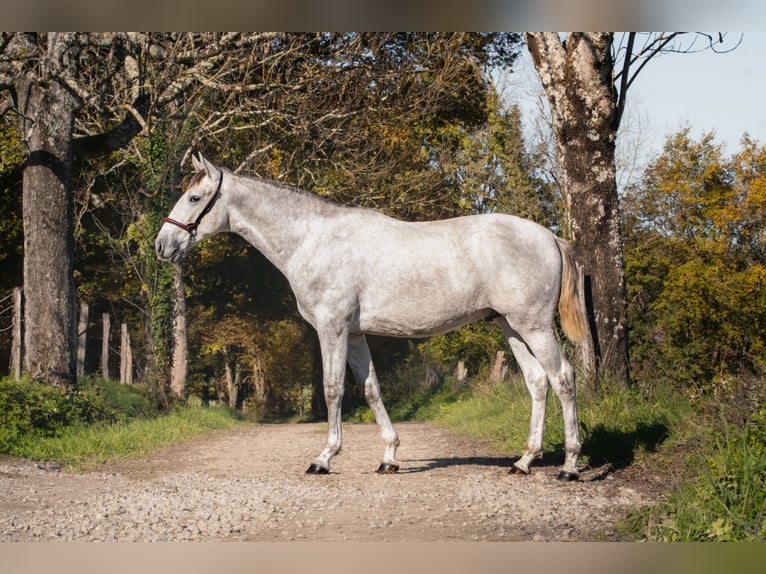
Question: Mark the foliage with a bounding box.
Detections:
[7,399,242,469]
[0,373,240,468]
[623,129,766,393]
[0,115,24,283]
[623,407,766,542]
[0,375,157,453]
[429,372,688,469]
[418,321,507,377]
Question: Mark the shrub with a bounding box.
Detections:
[0,375,158,454]
[622,407,766,542]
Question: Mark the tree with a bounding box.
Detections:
[524,32,741,386]
[1,32,522,402]
[623,130,766,390]
[0,32,280,388]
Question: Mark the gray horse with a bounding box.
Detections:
[156,154,589,481]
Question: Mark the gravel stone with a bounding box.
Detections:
[0,422,659,541]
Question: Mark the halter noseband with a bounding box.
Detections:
[163,170,223,238]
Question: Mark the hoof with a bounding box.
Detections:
[508,463,530,476]
[557,470,579,482]
[306,463,330,475]
[376,462,399,474]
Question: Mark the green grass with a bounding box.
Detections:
[425,374,690,470]
[620,410,766,542]
[1,376,244,469]
[7,400,243,469]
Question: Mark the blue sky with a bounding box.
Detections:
[506,32,765,171]
[628,32,766,159]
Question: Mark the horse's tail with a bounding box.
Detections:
[556,237,589,344]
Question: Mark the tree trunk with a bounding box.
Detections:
[252,354,268,420]
[526,32,630,386]
[17,70,80,388]
[170,264,187,398]
[489,351,508,384]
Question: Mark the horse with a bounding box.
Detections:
[155,153,589,481]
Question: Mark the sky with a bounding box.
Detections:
[505,32,766,174]
[627,32,766,158]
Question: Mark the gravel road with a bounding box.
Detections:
[0,422,658,542]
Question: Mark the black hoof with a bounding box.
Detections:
[557,470,579,482]
[306,463,329,475]
[376,463,399,474]
[508,464,530,476]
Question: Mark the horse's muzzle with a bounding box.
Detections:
[155,238,184,263]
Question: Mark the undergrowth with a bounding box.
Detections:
[0,376,243,468]
[620,405,766,542]
[426,374,690,470]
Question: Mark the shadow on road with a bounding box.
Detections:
[398,420,670,475]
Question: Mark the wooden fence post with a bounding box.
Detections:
[101,313,110,380]
[489,350,508,384]
[120,323,133,385]
[11,287,23,381]
[456,360,468,386]
[76,302,89,378]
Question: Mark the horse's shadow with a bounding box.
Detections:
[399,421,670,474]
[400,455,518,474]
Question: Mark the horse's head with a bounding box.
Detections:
[155,154,227,263]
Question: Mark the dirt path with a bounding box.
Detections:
[0,422,659,541]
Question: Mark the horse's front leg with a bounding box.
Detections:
[347,334,400,474]
[306,329,349,474]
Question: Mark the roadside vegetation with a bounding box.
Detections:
[0,376,242,469]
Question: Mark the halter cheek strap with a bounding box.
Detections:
[163,171,223,238]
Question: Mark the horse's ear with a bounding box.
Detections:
[192,153,204,173]
[199,155,218,180]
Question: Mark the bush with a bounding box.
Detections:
[629,413,766,542]
[0,377,87,450]
[0,375,158,454]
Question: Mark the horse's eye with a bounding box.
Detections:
[189,195,201,203]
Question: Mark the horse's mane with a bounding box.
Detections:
[191,167,362,216]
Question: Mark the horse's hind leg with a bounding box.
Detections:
[347,334,400,473]
[514,326,582,481]
[497,318,549,475]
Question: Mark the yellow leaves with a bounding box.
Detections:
[706,518,734,541]
[0,118,25,174]
[626,129,766,385]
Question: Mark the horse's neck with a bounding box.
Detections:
[227,177,328,273]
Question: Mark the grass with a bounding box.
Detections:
[383,370,766,542]
[423,374,690,470]
[620,411,766,541]
[9,401,243,469]
[0,376,244,469]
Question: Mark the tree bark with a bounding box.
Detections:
[526,32,630,386]
[252,354,268,420]
[489,351,508,385]
[17,70,80,388]
[120,323,133,385]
